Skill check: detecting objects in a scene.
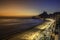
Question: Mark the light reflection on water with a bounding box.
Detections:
[0,19,44,39]
[0,19,43,25]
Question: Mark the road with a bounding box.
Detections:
[0,19,44,40]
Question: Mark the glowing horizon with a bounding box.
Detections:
[0,3,39,17]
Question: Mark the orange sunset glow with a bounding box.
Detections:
[0,3,39,17]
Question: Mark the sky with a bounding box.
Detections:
[23,0,60,13]
[0,0,60,17]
